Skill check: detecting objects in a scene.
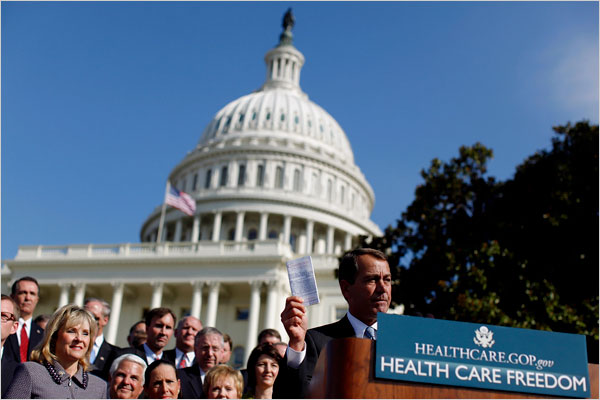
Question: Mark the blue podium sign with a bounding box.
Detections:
[376,313,590,398]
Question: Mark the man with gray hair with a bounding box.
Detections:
[178,327,224,399]
[163,315,203,369]
[85,297,121,381]
[108,354,146,399]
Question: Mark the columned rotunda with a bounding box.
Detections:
[3,11,382,367]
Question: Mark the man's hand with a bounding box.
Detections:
[280,296,308,352]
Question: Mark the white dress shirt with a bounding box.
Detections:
[175,347,196,369]
[90,334,104,364]
[143,343,163,365]
[16,317,33,346]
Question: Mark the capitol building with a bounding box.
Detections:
[2,11,384,366]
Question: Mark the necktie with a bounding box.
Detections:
[179,354,187,368]
[20,323,29,362]
[90,343,98,364]
[364,326,376,340]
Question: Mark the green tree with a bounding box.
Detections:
[365,121,598,339]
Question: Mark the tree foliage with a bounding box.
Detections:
[364,121,598,339]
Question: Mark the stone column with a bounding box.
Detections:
[151,282,164,309]
[174,220,182,242]
[191,281,203,320]
[344,232,352,251]
[263,281,278,330]
[205,282,220,327]
[58,283,70,308]
[73,282,86,306]
[259,212,268,240]
[235,211,245,242]
[283,215,292,245]
[326,226,335,254]
[212,212,222,242]
[192,215,201,243]
[305,220,314,254]
[245,281,262,360]
[275,282,289,343]
[106,282,124,345]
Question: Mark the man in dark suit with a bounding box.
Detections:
[164,315,202,369]
[4,277,44,363]
[178,327,223,399]
[119,307,177,365]
[85,297,121,381]
[1,294,20,397]
[278,248,392,398]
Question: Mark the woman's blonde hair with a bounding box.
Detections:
[30,304,97,371]
[203,364,243,398]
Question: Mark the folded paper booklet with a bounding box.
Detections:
[286,255,320,306]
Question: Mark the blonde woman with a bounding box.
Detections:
[204,364,243,399]
[5,304,107,398]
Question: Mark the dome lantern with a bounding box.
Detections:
[260,9,305,94]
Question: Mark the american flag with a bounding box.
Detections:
[165,184,196,216]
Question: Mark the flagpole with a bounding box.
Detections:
[156,180,170,243]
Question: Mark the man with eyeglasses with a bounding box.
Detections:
[178,327,224,399]
[85,297,121,382]
[2,294,20,397]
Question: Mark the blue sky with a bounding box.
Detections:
[2,1,598,259]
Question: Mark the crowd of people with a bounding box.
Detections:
[1,248,393,399]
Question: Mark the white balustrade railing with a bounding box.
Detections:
[15,240,292,260]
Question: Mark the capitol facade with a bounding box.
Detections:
[3,12,383,367]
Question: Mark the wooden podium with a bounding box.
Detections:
[308,338,599,399]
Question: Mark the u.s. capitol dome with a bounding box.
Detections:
[140,13,380,247]
[5,10,383,367]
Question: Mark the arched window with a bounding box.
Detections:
[268,230,278,239]
[290,233,297,252]
[232,346,245,369]
[248,229,258,240]
[220,166,228,187]
[293,169,302,192]
[312,173,320,196]
[192,173,198,191]
[256,165,265,187]
[238,165,246,186]
[275,166,284,189]
[205,169,212,189]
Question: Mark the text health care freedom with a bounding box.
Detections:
[379,357,587,393]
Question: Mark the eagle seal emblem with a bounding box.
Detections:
[474,326,495,348]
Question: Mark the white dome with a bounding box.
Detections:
[141,12,381,246]
[198,89,355,165]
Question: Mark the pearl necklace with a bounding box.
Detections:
[43,361,88,389]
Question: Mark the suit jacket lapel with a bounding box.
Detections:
[94,341,109,369]
[339,315,356,337]
[192,367,203,398]
[27,322,44,357]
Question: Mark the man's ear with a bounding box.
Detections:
[339,280,351,301]
[10,321,18,336]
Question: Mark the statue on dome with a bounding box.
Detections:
[278,9,295,46]
[282,8,295,32]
